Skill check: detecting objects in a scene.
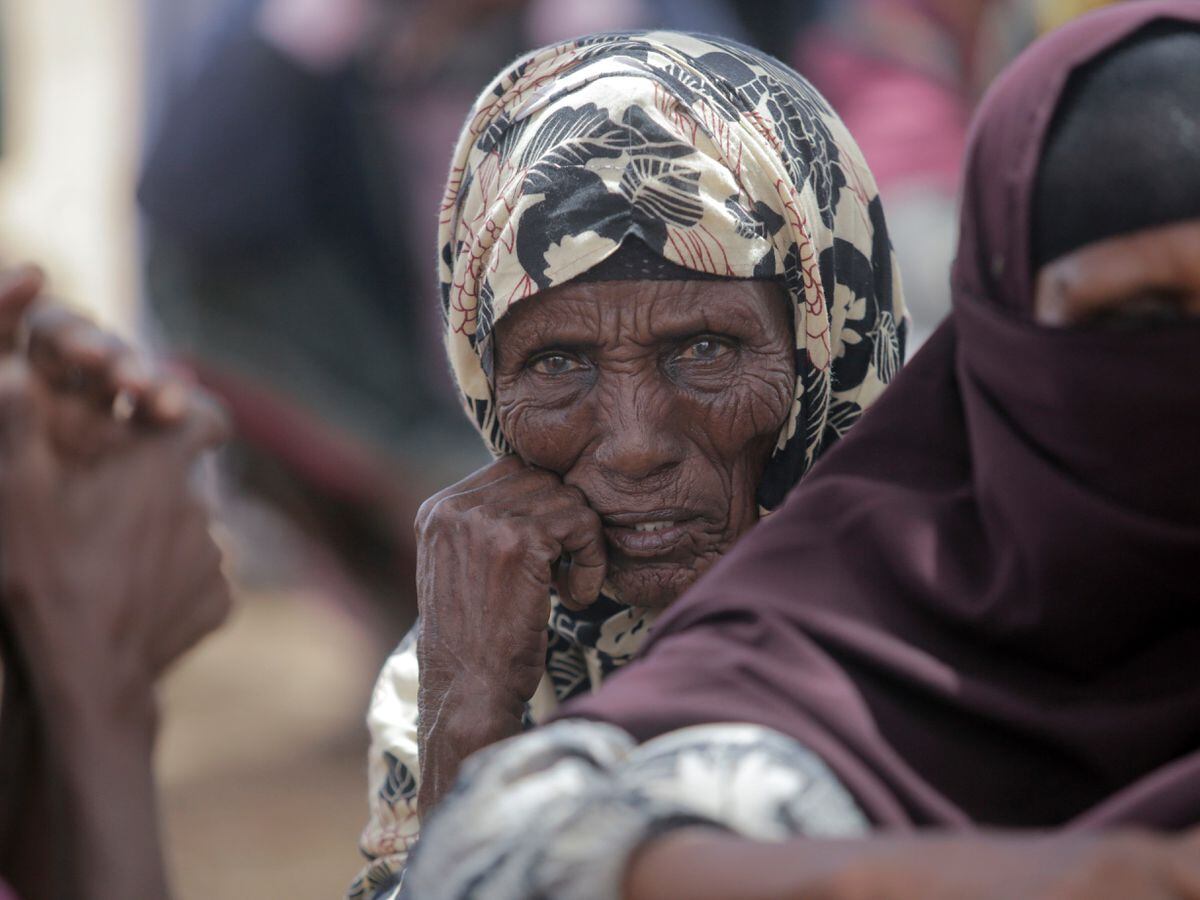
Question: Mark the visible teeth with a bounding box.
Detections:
[634,521,674,533]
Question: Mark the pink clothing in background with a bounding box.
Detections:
[799,36,969,195]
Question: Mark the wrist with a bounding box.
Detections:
[418,678,526,811]
[6,686,166,900]
[29,663,160,769]
[57,739,169,900]
[430,680,526,749]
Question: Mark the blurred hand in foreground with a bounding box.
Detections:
[0,265,232,900]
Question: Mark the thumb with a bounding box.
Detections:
[0,360,47,465]
[0,266,45,353]
[0,361,58,571]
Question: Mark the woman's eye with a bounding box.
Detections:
[530,353,581,375]
[678,337,730,362]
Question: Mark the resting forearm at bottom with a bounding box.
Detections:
[624,828,1200,900]
[0,679,169,900]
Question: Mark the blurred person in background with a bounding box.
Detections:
[350,29,906,897]
[795,0,1124,349]
[796,0,1007,350]
[0,269,232,900]
[138,0,509,633]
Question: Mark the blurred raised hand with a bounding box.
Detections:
[0,265,232,900]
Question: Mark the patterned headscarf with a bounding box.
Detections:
[437,31,907,696]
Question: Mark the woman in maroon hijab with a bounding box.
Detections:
[406,2,1200,897]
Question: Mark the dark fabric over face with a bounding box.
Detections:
[1032,24,1200,269]
[561,2,1200,830]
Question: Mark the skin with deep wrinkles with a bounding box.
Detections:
[415,278,794,811]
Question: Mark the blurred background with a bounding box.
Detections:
[0,0,1118,896]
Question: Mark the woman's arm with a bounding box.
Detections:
[413,457,607,813]
[27,677,166,900]
[0,649,56,896]
[625,829,1200,900]
[0,355,231,899]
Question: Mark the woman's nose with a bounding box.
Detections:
[590,384,686,481]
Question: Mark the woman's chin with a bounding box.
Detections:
[607,559,708,610]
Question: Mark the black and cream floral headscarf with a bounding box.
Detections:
[439,31,906,699]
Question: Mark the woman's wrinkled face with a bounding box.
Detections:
[1033,220,1200,327]
[493,279,794,609]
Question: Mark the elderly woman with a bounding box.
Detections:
[409,4,1200,898]
[351,31,906,895]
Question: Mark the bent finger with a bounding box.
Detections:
[417,459,558,529]
[541,506,606,609]
[0,360,56,483]
[47,390,132,463]
[438,455,531,496]
[27,307,166,422]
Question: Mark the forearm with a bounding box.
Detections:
[9,655,168,900]
[625,830,1106,900]
[0,666,59,899]
[55,728,168,900]
[626,829,929,900]
[417,683,524,813]
[0,676,166,900]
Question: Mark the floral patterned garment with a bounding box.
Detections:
[409,721,869,900]
[351,30,905,898]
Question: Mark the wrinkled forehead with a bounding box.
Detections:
[491,277,791,356]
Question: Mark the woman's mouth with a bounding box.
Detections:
[601,512,700,558]
[633,520,675,532]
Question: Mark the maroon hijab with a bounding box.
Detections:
[563,1,1200,830]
